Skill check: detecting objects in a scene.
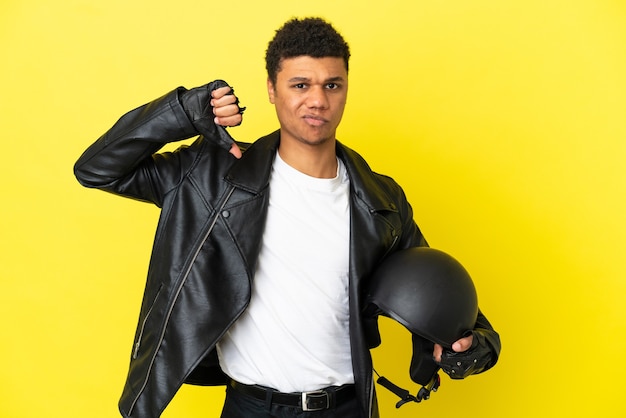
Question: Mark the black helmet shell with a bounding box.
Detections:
[367,247,478,348]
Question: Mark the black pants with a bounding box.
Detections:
[220,384,362,418]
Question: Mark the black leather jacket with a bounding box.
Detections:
[74,85,499,417]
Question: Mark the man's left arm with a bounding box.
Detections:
[395,186,501,378]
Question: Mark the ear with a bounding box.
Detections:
[267,78,276,104]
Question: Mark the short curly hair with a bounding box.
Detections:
[265,17,351,85]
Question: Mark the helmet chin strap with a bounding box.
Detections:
[374,369,440,408]
[374,333,443,408]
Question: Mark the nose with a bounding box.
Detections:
[306,86,329,109]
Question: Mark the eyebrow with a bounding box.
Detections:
[287,76,345,83]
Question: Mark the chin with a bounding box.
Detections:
[299,136,333,147]
[302,129,336,145]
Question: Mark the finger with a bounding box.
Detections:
[452,335,474,352]
[229,143,242,159]
[211,94,238,109]
[210,85,233,100]
[214,114,243,127]
[433,343,443,363]
[213,104,241,118]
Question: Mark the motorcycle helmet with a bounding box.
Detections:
[366,246,480,407]
[367,246,478,349]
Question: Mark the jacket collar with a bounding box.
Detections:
[226,130,397,214]
[224,131,279,194]
[336,141,399,214]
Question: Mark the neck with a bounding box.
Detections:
[278,139,338,178]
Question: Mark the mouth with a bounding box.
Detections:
[303,115,328,127]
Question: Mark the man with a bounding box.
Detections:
[75,17,500,418]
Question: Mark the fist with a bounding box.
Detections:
[211,85,244,127]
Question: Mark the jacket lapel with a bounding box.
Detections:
[225,131,280,194]
[338,142,400,280]
[337,142,401,416]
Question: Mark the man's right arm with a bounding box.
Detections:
[74,81,241,205]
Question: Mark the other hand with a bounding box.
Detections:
[433,334,474,363]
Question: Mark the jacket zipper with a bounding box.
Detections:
[133,284,163,359]
[128,186,236,415]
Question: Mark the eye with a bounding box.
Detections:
[326,83,339,89]
[293,83,307,89]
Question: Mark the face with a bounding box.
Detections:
[267,56,348,148]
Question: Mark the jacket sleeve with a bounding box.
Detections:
[74,82,234,206]
[396,186,428,249]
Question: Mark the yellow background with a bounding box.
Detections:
[2,0,625,416]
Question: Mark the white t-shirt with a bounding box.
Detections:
[217,152,353,392]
